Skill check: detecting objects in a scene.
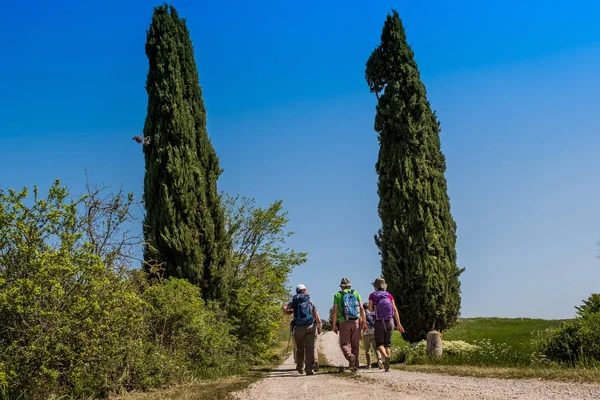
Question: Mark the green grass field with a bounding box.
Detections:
[382,317,600,382]
[442,317,566,354]
[390,317,568,366]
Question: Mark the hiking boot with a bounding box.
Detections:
[313,361,319,372]
[348,354,357,373]
[306,370,314,376]
[378,360,384,369]
[366,364,372,369]
[384,356,390,372]
[296,364,304,374]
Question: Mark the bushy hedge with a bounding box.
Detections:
[0,182,246,399]
[141,277,243,378]
[0,249,145,398]
[0,270,241,399]
[540,294,600,365]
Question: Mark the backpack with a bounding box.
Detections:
[365,310,376,330]
[292,294,315,326]
[340,290,360,321]
[372,291,394,320]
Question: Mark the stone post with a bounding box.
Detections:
[426,330,443,357]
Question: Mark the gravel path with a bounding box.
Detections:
[233,331,600,399]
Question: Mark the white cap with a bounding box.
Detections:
[296,284,306,290]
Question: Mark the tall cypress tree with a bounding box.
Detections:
[366,10,463,342]
[142,5,230,305]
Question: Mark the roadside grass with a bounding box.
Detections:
[385,317,600,382]
[264,314,294,366]
[113,316,293,400]
[110,376,261,400]
[391,364,600,383]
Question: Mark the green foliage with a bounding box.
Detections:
[142,277,243,377]
[575,293,600,318]
[142,4,231,306]
[392,318,566,367]
[223,195,306,362]
[399,339,480,358]
[0,181,249,399]
[365,10,463,342]
[396,340,479,364]
[398,339,540,367]
[442,318,564,355]
[540,296,600,365]
[0,181,146,398]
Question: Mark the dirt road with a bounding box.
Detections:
[233,331,600,399]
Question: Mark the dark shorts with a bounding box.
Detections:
[374,319,394,347]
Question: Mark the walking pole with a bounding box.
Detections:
[285,330,292,359]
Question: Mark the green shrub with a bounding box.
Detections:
[142,278,244,378]
[0,182,249,399]
[442,340,480,355]
[540,313,600,365]
[402,339,479,356]
[539,294,600,365]
[0,182,147,399]
[0,251,142,397]
[576,293,600,318]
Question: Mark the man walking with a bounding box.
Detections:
[283,284,322,375]
[289,294,321,371]
[332,278,367,372]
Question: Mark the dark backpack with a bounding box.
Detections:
[365,311,376,330]
[372,291,394,320]
[293,294,315,326]
[340,290,360,321]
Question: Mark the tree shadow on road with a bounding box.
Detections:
[249,363,351,379]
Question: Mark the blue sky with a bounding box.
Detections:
[1,0,599,319]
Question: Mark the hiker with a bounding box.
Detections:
[369,277,404,372]
[288,294,321,371]
[332,278,367,372]
[362,302,383,369]
[282,284,322,375]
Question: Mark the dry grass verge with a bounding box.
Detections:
[391,364,600,383]
[111,376,261,400]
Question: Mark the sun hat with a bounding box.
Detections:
[339,277,352,288]
[371,277,387,290]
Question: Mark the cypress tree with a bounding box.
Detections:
[366,10,464,342]
[142,4,230,305]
